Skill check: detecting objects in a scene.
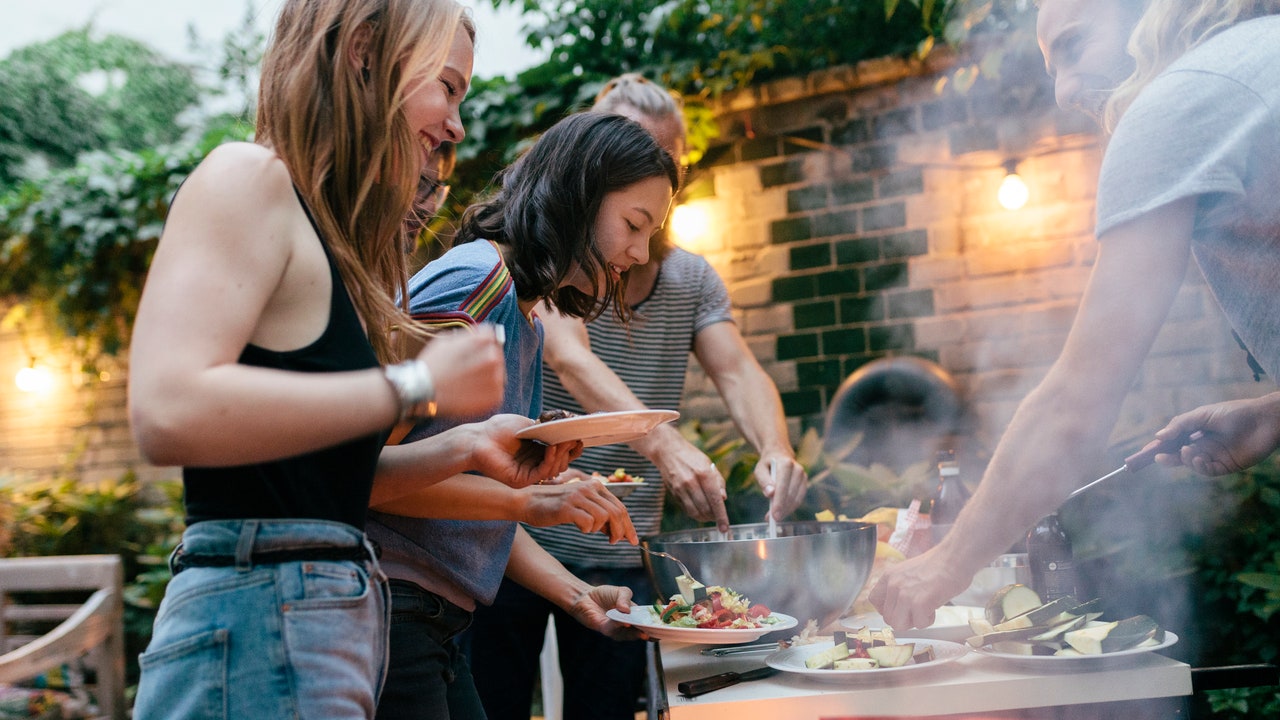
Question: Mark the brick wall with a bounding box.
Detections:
[674,55,1263,456]
[0,53,1267,483]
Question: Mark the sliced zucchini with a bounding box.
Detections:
[985,584,1042,625]
[833,657,878,670]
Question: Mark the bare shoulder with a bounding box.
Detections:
[172,142,297,226]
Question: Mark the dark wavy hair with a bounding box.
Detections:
[453,112,680,321]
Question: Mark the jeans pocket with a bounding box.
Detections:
[289,561,370,611]
[135,628,230,720]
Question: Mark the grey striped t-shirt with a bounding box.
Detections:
[528,247,734,568]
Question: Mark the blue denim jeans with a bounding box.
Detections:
[375,580,485,720]
[468,566,654,720]
[133,519,390,720]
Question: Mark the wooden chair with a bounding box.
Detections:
[0,555,125,720]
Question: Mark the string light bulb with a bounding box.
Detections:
[998,159,1029,210]
[14,358,54,394]
[670,203,711,250]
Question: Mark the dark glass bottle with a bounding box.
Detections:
[1026,513,1078,601]
[929,449,971,545]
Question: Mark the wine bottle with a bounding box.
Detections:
[1026,513,1078,601]
[929,449,970,545]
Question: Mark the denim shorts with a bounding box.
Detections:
[133,519,390,720]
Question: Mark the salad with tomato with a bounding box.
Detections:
[651,585,778,630]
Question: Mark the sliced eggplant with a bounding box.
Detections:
[985,584,1042,625]
[867,643,916,668]
[1028,614,1088,642]
[833,657,879,670]
[805,641,850,669]
[1064,615,1162,655]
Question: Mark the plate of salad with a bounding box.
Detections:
[606,585,798,644]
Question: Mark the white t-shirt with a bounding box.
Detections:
[1096,15,1280,380]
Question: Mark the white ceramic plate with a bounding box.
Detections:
[516,410,679,447]
[975,630,1179,669]
[766,637,967,682]
[605,606,798,644]
[841,606,984,642]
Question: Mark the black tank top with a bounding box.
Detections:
[183,192,388,529]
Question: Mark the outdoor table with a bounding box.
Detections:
[651,640,1192,719]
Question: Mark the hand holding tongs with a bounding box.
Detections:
[1067,431,1197,499]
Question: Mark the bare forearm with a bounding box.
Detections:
[712,362,793,457]
[370,474,520,519]
[130,364,397,467]
[371,427,480,506]
[505,526,591,610]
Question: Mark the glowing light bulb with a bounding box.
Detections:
[998,165,1029,210]
[670,204,711,250]
[15,365,54,393]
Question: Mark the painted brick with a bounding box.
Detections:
[832,117,871,146]
[864,261,909,291]
[888,289,935,319]
[850,144,897,173]
[790,242,832,271]
[882,229,929,259]
[835,237,880,265]
[832,178,875,207]
[815,268,861,296]
[921,98,969,131]
[771,274,818,302]
[862,202,907,231]
[839,295,884,324]
[784,126,826,155]
[761,158,806,188]
[812,209,860,239]
[742,137,781,161]
[760,359,799,391]
[869,323,916,352]
[771,216,811,244]
[879,167,925,199]
[822,327,868,354]
[841,354,881,378]
[683,176,716,201]
[780,389,824,416]
[916,313,962,348]
[744,304,794,335]
[777,333,820,361]
[788,185,828,213]
[872,107,918,139]
[797,359,844,387]
[793,300,837,330]
[949,124,999,155]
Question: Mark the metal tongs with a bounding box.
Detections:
[1067,431,1197,499]
[700,639,792,656]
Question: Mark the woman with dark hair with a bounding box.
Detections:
[366,110,680,719]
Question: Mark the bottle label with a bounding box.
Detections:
[1033,558,1078,600]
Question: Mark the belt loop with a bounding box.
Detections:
[235,520,259,572]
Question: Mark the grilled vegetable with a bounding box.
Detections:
[1064,615,1163,655]
[805,642,851,669]
[867,643,916,668]
[985,584,1042,625]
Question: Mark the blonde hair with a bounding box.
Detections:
[1105,0,1280,131]
[593,73,685,128]
[256,0,473,361]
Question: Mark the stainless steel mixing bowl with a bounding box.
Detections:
[642,520,877,630]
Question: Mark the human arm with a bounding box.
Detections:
[869,196,1197,630]
[370,468,638,544]
[1133,392,1280,476]
[371,414,581,505]
[504,525,642,641]
[540,306,731,530]
[692,321,808,521]
[127,143,504,467]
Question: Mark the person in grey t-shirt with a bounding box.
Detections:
[871,0,1280,631]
